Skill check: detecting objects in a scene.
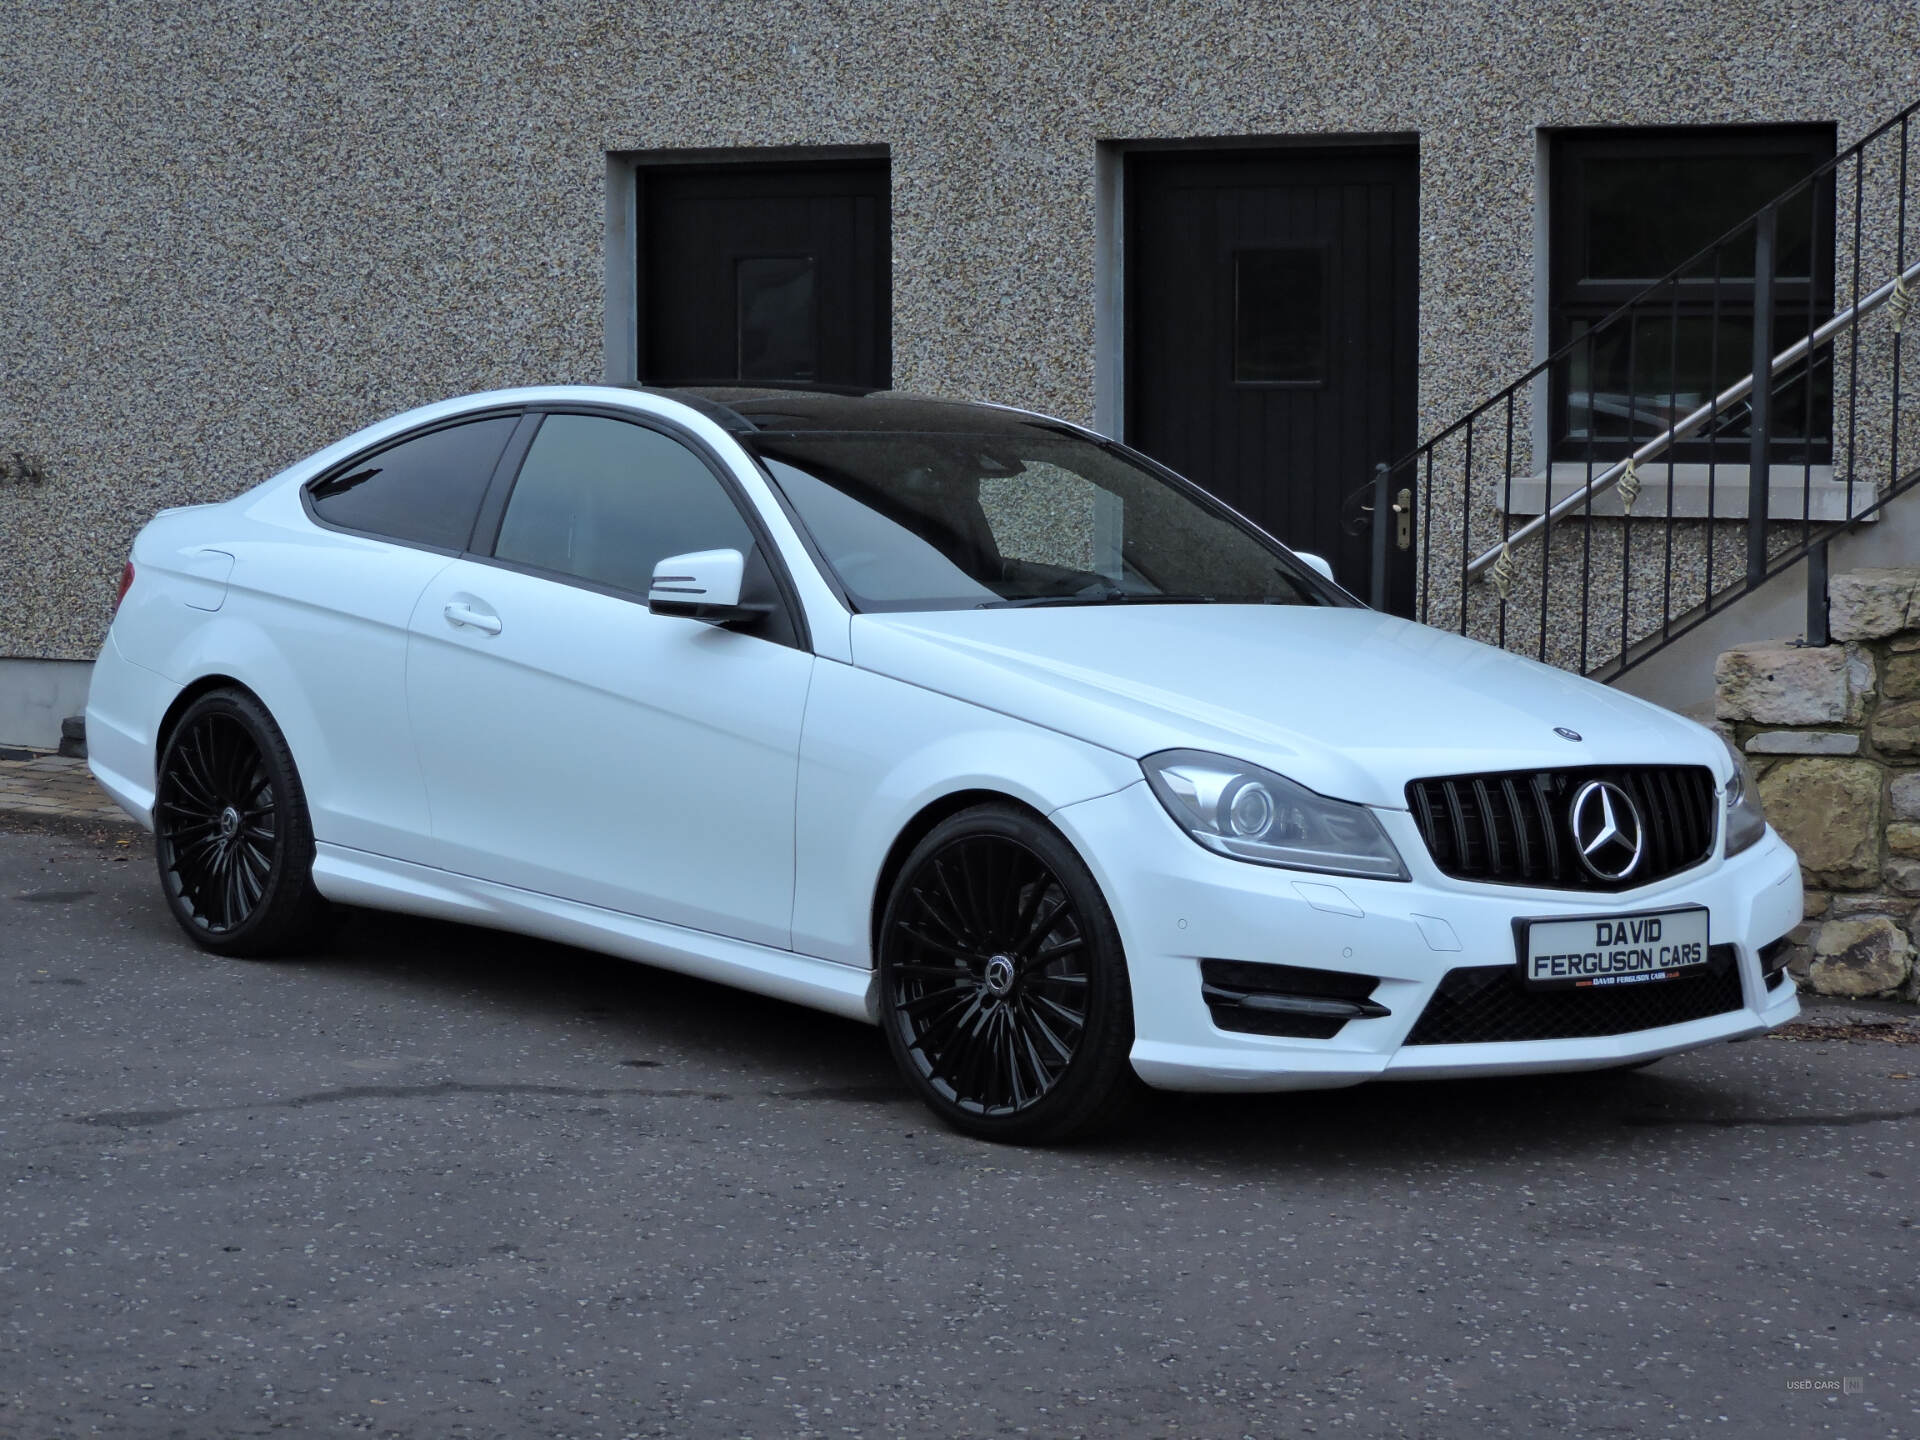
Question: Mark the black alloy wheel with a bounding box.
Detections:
[878,804,1137,1143]
[154,688,331,957]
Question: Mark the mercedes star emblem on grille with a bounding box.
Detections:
[1570,780,1645,881]
[1554,726,1582,741]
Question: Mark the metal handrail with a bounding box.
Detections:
[1465,257,1920,578]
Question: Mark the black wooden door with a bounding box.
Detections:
[639,161,890,388]
[1126,147,1418,612]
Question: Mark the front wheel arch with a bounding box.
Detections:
[868,789,1054,968]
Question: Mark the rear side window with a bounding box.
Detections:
[307,415,518,551]
[492,413,755,595]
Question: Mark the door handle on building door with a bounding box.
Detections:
[1393,489,1413,551]
[443,601,503,636]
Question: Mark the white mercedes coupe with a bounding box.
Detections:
[88,385,1804,1141]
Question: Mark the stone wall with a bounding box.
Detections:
[1715,569,1920,1002]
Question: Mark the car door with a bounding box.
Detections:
[272,410,523,860]
[404,410,813,949]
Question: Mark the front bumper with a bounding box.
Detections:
[1051,780,1803,1093]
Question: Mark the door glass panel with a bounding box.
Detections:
[737,256,817,381]
[307,416,517,551]
[1234,247,1326,385]
[494,414,754,595]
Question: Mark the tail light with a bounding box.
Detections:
[112,561,135,619]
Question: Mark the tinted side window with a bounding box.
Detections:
[493,414,754,595]
[308,416,518,551]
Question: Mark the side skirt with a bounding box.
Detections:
[310,843,877,1024]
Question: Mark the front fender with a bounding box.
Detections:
[791,659,1139,967]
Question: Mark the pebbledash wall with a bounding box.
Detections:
[3,2,1919,743]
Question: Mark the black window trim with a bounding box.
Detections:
[298,407,529,555]
[468,402,815,653]
[1546,122,1837,465]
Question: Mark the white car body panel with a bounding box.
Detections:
[405,556,813,949]
[309,843,874,1023]
[851,606,1717,810]
[87,382,1803,1094]
[790,657,1142,966]
[1051,779,1802,1091]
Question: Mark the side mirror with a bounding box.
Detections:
[1295,552,1336,584]
[648,549,767,626]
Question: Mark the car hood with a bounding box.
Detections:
[850,605,1725,809]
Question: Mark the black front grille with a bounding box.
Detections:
[1407,765,1717,892]
[1403,945,1745,1045]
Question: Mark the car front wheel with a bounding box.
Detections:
[877,803,1138,1143]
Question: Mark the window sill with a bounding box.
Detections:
[1496,463,1874,522]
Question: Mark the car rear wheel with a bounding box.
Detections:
[154,688,332,957]
[877,803,1138,1143]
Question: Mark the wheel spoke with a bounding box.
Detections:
[896,983,975,1023]
[955,841,998,947]
[907,884,973,951]
[891,959,973,981]
[1028,991,1087,1033]
[1020,997,1077,1065]
[894,922,977,967]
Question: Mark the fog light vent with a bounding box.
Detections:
[1757,935,1794,989]
[1199,959,1389,1039]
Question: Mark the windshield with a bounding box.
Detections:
[746,428,1346,613]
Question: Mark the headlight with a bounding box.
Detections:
[1142,749,1409,880]
[1720,736,1768,858]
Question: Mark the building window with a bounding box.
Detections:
[1549,126,1835,463]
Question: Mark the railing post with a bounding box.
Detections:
[1370,460,1390,610]
[1808,538,1831,647]
[1747,204,1777,588]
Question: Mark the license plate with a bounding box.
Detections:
[1519,907,1710,990]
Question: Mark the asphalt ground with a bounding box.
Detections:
[2,823,1916,1438]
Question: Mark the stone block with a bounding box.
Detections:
[1828,892,1904,918]
[1891,772,1920,821]
[1757,757,1882,888]
[1872,701,1920,756]
[1889,823,1920,857]
[1806,916,1913,997]
[1715,641,1872,725]
[1884,653,1920,703]
[1744,730,1861,756]
[1803,890,1830,918]
[1828,568,1920,641]
[1888,858,1920,896]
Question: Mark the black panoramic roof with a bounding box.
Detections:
[640,384,1081,439]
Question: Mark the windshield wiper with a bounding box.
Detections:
[980,588,1219,609]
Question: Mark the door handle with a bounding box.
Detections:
[443,601,503,635]
[1393,488,1413,551]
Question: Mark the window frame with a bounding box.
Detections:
[471,405,813,651]
[299,408,529,555]
[1547,124,1837,465]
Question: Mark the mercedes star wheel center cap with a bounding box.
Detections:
[219,806,241,840]
[984,954,1017,996]
[1570,780,1645,881]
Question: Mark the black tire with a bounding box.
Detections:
[153,688,333,957]
[877,803,1139,1143]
